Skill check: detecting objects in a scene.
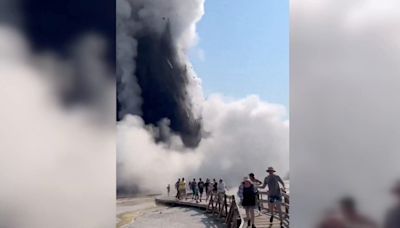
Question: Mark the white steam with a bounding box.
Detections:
[291,0,400,227]
[0,26,115,228]
[118,95,289,193]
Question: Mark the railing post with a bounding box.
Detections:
[224,194,228,217]
[284,193,289,215]
[210,193,212,213]
[225,195,235,226]
[212,193,216,214]
[218,194,224,217]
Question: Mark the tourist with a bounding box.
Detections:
[191,179,196,200]
[208,179,218,202]
[384,180,400,228]
[258,167,286,227]
[193,179,200,203]
[249,173,262,185]
[317,197,377,228]
[175,178,180,199]
[217,179,227,203]
[188,180,192,198]
[317,207,343,228]
[166,184,170,197]
[179,178,186,200]
[205,178,211,201]
[338,196,377,228]
[212,178,218,194]
[249,173,263,213]
[191,178,198,201]
[198,178,205,202]
[238,177,257,228]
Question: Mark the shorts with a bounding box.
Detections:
[268,195,282,203]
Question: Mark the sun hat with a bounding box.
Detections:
[266,167,276,172]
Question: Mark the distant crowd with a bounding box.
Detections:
[170,178,227,203]
[166,166,287,228]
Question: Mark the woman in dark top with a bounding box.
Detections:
[238,177,257,228]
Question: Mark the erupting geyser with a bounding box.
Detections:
[117,17,202,148]
[133,23,201,147]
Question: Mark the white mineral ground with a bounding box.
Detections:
[116,195,225,228]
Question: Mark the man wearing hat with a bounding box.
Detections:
[384,180,400,228]
[258,166,286,226]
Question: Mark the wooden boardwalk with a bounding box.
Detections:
[155,191,289,228]
[155,196,209,209]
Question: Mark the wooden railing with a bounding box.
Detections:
[259,191,290,227]
[206,192,242,228]
[159,189,290,228]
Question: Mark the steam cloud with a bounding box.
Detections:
[117,0,204,148]
[0,1,116,227]
[0,27,115,228]
[291,0,400,227]
[117,0,289,195]
[118,96,289,194]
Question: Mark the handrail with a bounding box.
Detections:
[206,192,243,228]
[159,189,289,228]
[258,191,290,214]
[157,191,244,227]
[258,190,290,227]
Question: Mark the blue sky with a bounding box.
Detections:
[189,0,289,108]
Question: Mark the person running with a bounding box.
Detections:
[198,178,205,202]
[205,178,211,201]
[166,184,170,197]
[175,178,180,199]
[258,167,286,227]
[179,178,186,200]
[249,173,263,213]
[384,180,400,228]
[238,177,257,228]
